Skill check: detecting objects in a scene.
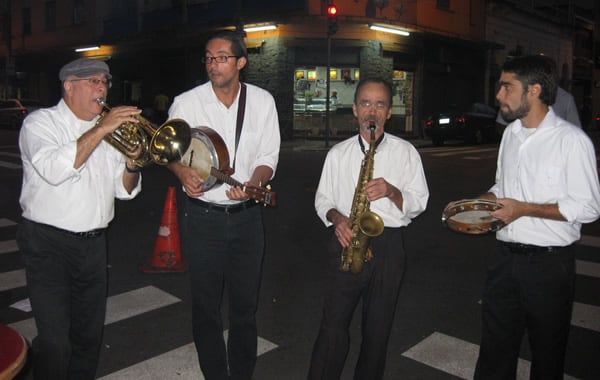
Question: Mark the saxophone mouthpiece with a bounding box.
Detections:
[96,97,106,106]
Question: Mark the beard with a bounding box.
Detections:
[499,93,530,122]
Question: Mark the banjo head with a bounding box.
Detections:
[180,127,229,191]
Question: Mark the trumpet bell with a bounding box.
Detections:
[150,119,192,165]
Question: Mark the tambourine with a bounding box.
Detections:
[442,199,505,234]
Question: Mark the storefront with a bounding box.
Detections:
[292,66,414,138]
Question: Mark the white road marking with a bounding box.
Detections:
[98,332,278,380]
[0,239,18,254]
[0,218,17,227]
[9,286,182,341]
[402,331,579,379]
[0,269,26,292]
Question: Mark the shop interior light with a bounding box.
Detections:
[369,24,409,36]
[75,45,100,52]
[244,24,277,32]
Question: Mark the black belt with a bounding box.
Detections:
[501,241,568,255]
[188,198,258,214]
[32,220,106,239]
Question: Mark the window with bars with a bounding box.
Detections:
[437,0,450,10]
[45,1,56,31]
[22,7,31,35]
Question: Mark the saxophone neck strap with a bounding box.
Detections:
[358,132,384,155]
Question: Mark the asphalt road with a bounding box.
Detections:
[1,129,599,379]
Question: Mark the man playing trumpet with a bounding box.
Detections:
[17,57,142,379]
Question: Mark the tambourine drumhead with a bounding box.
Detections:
[442,199,505,235]
[180,127,229,191]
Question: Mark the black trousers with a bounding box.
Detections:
[308,227,406,380]
[17,219,108,380]
[474,241,575,380]
[184,198,264,380]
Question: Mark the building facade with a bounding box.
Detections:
[0,0,597,137]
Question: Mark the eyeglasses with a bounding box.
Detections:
[70,77,112,89]
[357,100,388,110]
[202,55,239,64]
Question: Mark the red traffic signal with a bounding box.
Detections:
[327,4,339,35]
[327,5,338,17]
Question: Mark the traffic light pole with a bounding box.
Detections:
[325,34,331,148]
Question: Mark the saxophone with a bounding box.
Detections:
[340,122,385,274]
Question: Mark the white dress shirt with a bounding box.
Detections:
[19,99,142,232]
[169,82,280,205]
[315,133,429,228]
[489,108,600,246]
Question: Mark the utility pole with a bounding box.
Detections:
[2,0,13,98]
[325,2,338,148]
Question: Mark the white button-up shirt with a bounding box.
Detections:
[490,108,600,246]
[169,82,280,205]
[315,133,429,228]
[19,99,141,232]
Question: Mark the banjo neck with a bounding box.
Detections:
[209,167,244,189]
[208,166,275,206]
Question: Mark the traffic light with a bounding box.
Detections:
[327,4,338,36]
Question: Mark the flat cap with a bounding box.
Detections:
[59,58,112,81]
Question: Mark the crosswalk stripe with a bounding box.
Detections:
[0,239,18,254]
[98,331,278,380]
[579,234,600,248]
[0,152,20,158]
[463,155,497,160]
[401,331,579,380]
[9,285,181,342]
[576,259,600,278]
[0,269,26,292]
[572,302,600,332]
[429,147,498,157]
[0,218,17,227]
[0,161,21,169]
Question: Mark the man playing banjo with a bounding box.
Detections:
[166,30,280,380]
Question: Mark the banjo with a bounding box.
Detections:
[180,127,276,207]
[442,199,505,234]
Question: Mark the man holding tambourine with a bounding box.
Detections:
[444,55,600,380]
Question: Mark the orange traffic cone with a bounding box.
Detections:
[141,186,188,273]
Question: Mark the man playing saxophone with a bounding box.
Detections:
[308,78,429,380]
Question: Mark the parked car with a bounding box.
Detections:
[424,102,498,146]
[0,99,42,129]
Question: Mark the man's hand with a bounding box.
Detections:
[490,198,522,225]
[327,209,353,248]
[169,162,204,198]
[226,184,250,201]
[96,106,142,135]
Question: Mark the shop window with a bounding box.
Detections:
[437,0,450,10]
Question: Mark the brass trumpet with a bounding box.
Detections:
[96,98,191,167]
